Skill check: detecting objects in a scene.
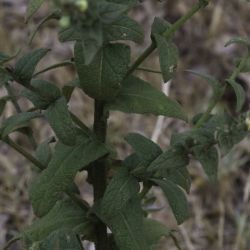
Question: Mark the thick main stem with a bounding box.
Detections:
[92,100,108,250]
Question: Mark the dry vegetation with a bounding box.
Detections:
[0,0,249,249]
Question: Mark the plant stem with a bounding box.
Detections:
[126,0,208,76]
[92,100,108,250]
[136,67,162,74]
[195,51,249,128]
[3,137,46,170]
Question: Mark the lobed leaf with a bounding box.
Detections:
[30,130,108,216]
[45,97,76,146]
[0,112,42,139]
[106,75,187,121]
[14,49,50,85]
[151,179,189,225]
[75,43,130,100]
[226,79,246,112]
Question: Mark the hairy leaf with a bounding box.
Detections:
[26,0,45,22]
[153,34,178,82]
[30,130,108,216]
[75,42,130,100]
[106,75,187,121]
[0,112,42,139]
[193,145,218,182]
[14,49,50,85]
[23,199,89,243]
[144,218,171,249]
[104,15,144,43]
[102,168,140,218]
[45,97,76,146]
[226,79,246,112]
[152,179,189,224]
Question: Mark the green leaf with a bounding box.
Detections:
[166,167,191,193]
[62,85,75,103]
[0,49,20,65]
[22,79,61,109]
[45,97,76,146]
[148,147,188,173]
[75,43,130,100]
[0,112,42,139]
[101,168,140,218]
[106,75,187,121]
[151,17,171,36]
[153,34,178,82]
[23,199,89,243]
[193,145,218,182]
[30,130,108,216]
[95,198,148,250]
[98,2,128,24]
[144,218,171,249]
[225,37,250,48]
[14,49,50,85]
[186,70,223,98]
[226,79,246,112]
[33,138,53,170]
[125,133,162,164]
[26,0,45,22]
[108,0,136,7]
[29,230,84,250]
[104,15,144,43]
[151,179,189,224]
[0,67,12,86]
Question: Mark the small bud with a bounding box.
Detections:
[75,0,88,12]
[59,15,71,28]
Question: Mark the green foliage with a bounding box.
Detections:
[2,1,250,250]
[106,75,187,121]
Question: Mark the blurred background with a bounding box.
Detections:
[0,0,250,249]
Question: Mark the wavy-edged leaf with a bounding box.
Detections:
[22,79,61,109]
[226,79,246,112]
[0,112,42,139]
[23,199,89,243]
[125,133,162,164]
[151,179,189,224]
[30,130,108,216]
[104,15,144,43]
[45,97,76,146]
[153,34,178,82]
[106,75,187,121]
[193,145,218,182]
[14,48,50,85]
[75,42,130,100]
[101,168,140,218]
[26,0,45,22]
[144,218,171,249]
